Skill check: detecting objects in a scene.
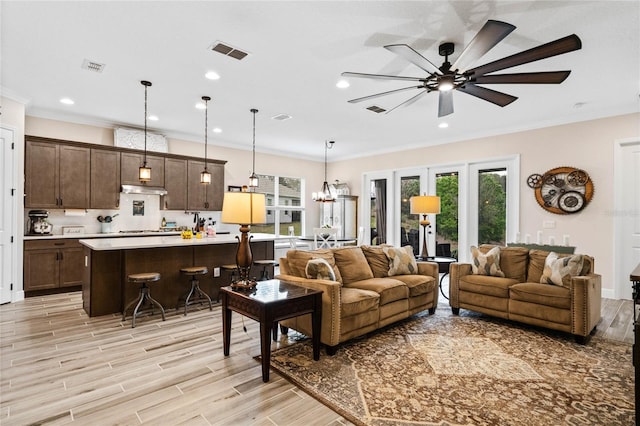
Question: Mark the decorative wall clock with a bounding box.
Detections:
[527,166,594,214]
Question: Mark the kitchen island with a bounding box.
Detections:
[80,233,275,317]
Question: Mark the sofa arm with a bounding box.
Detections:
[275,273,343,346]
[449,263,473,308]
[417,261,439,280]
[569,273,602,337]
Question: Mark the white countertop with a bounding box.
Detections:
[79,233,276,251]
[24,231,182,240]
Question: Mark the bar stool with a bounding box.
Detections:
[221,264,238,283]
[253,260,278,281]
[178,266,212,315]
[122,272,165,328]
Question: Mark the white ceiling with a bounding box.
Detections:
[2,1,639,161]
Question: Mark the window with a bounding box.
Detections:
[250,174,305,236]
[435,172,459,258]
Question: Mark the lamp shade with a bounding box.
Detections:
[221,192,267,225]
[410,195,441,214]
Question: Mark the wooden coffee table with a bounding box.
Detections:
[220,279,322,382]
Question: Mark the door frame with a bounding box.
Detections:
[361,170,394,246]
[614,137,640,299]
[1,125,22,303]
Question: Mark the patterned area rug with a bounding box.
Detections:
[270,310,635,425]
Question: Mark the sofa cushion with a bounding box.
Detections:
[527,250,551,283]
[333,246,374,284]
[459,274,519,298]
[383,245,419,276]
[340,287,380,317]
[510,282,571,309]
[540,252,585,287]
[361,245,392,278]
[470,246,505,277]
[344,278,408,305]
[286,249,343,283]
[480,244,529,281]
[391,274,436,297]
[305,258,336,281]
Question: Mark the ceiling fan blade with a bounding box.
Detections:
[385,90,430,114]
[347,85,422,103]
[467,34,582,77]
[457,84,518,107]
[438,91,454,117]
[341,71,424,82]
[473,71,571,84]
[452,20,516,71]
[384,44,442,75]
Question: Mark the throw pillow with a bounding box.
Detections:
[540,252,585,287]
[332,246,374,284]
[470,245,505,277]
[286,249,343,283]
[305,258,336,281]
[361,245,393,277]
[383,245,418,276]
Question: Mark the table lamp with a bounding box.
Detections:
[409,195,441,260]
[221,191,267,290]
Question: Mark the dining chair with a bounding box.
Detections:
[313,227,339,249]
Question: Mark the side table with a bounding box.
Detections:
[419,256,457,300]
[220,279,322,382]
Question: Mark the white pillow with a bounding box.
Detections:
[383,245,418,276]
[540,252,584,287]
[305,258,336,281]
[470,246,505,277]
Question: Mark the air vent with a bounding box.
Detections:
[81,59,106,73]
[210,41,249,61]
[367,105,386,113]
[271,114,292,121]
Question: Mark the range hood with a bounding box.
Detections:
[120,184,168,196]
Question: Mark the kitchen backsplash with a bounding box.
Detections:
[24,193,228,235]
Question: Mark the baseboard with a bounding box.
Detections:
[601,288,615,299]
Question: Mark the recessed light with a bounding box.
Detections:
[148,115,159,121]
[212,128,222,133]
[205,71,220,80]
[438,122,449,128]
[195,102,206,110]
[336,79,350,89]
[60,97,74,105]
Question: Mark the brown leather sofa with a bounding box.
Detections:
[276,245,439,354]
[449,245,602,343]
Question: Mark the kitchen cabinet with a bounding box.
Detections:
[25,140,90,208]
[91,149,121,209]
[187,160,224,211]
[24,239,84,291]
[163,158,188,210]
[120,152,165,186]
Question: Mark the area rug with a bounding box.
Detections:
[269,310,635,425]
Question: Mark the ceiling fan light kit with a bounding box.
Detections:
[343,20,582,117]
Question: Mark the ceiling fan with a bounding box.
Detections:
[342,20,582,117]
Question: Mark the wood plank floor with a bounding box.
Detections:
[0,288,634,425]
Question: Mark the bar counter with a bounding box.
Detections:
[80,233,276,317]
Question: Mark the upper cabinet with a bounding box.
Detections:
[163,158,188,210]
[25,139,90,209]
[120,152,165,186]
[90,149,121,209]
[187,160,224,211]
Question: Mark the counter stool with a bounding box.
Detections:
[122,272,165,328]
[221,264,238,283]
[254,260,278,281]
[178,266,212,315]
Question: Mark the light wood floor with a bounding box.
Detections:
[0,288,634,425]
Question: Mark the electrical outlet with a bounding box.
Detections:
[543,220,556,229]
[213,267,220,277]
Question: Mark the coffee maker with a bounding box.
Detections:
[28,210,52,235]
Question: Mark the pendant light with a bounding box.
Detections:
[200,96,212,184]
[248,108,259,189]
[138,80,152,182]
[313,140,335,202]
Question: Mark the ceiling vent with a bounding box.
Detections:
[367,105,386,113]
[81,59,106,73]
[210,41,249,60]
[271,113,292,121]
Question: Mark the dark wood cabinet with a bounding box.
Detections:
[25,140,90,208]
[24,239,84,292]
[163,158,188,210]
[187,160,224,211]
[120,152,165,186]
[91,149,121,209]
